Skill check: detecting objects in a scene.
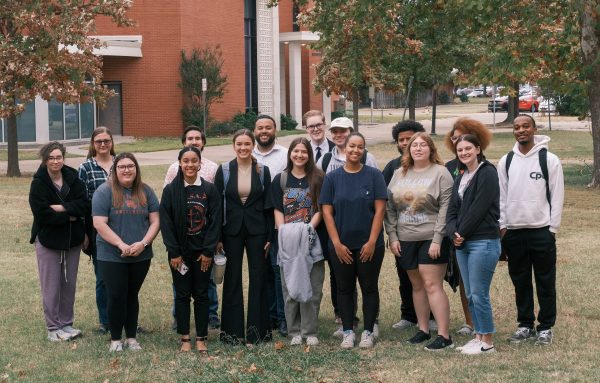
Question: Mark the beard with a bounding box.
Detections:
[257,135,275,148]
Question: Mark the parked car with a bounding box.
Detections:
[467,89,485,98]
[455,87,473,96]
[539,99,556,112]
[488,96,509,112]
[519,94,540,112]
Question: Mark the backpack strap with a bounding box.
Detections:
[539,148,551,212]
[505,151,514,179]
[279,170,288,191]
[221,162,230,226]
[321,152,333,173]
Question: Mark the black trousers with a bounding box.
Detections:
[98,260,151,341]
[504,227,557,331]
[220,227,271,344]
[329,246,385,332]
[171,253,212,338]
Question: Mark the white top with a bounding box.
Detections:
[252,143,288,177]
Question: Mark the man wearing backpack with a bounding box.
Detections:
[498,114,564,346]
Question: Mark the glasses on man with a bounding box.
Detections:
[116,164,136,171]
[47,156,64,162]
[306,123,324,131]
[94,139,112,146]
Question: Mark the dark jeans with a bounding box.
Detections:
[171,254,212,337]
[267,236,285,325]
[504,227,557,331]
[329,246,385,332]
[92,256,109,326]
[98,260,151,341]
[220,227,271,344]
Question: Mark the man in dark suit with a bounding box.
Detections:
[303,110,334,162]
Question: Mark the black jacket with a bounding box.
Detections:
[214,159,274,241]
[29,164,89,250]
[160,176,222,259]
[382,156,402,185]
[446,160,500,241]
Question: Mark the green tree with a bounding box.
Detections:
[0,0,134,177]
[179,46,228,131]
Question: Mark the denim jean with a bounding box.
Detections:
[92,257,109,326]
[267,237,285,324]
[455,239,500,334]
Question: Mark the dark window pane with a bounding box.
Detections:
[64,104,79,139]
[17,100,36,142]
[80,103,94,138]
[48,100,64,140]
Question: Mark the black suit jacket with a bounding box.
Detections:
[214,159,274,240]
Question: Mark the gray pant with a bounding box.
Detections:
[35,239,81,331]
[281,260,325,338]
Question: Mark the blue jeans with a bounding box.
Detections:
[172,279,219,319]
[92,257,109,326]
[455,239,500,334]
[267,238,285,324]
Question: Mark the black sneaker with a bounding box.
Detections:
[424,335,454,351]
[407,330,431,344]
[507,327,537,343]
[278,321,288,337]
[209,316,221,330]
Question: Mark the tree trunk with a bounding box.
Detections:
[503,81,520,124]
[352,88,360,132]
[408,88,416,120]
[431,86,437,135]
[6,114,21,177]
[581,2,600,187]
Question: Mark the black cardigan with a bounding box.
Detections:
[160,175,222,259]
[29,164,89,250]
[446,160,500,241]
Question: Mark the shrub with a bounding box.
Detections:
[231,110,259,130]
[280,114,298,130]
[208,121,244,137]
[459,93,469,103]
[331,110,347,119]
[438,91,451,105]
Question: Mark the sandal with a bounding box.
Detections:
[180,337,192,352]
[196,336,208,355]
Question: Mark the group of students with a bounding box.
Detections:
[29,110,563,355]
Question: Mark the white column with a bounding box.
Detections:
[35,96,49,143]
[322,92,332,126]
[256,0,281,129]
[288,42,302,129]
[279,44,287,116]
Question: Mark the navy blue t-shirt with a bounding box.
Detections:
[319,165,387,249]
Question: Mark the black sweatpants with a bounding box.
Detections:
[504,227,557,331]
[98,259,151,341]
[171,253,212,338]
[329,246,385,332]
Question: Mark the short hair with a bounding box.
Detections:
[181,125,206,146]
[515,114,536,127]
[391,120,425,142]
[39,141,66,163]
[255,115,277,129]
[302,110,325,127]
[445,117,492,154]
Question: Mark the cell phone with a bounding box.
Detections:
[177,262,189,275]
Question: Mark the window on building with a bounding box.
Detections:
[1,101,36,143]
[49,100,96,140]
[293,4,300,32]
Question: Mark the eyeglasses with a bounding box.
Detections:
[94,139,112,146]
[116,164,136,171]
[306,123,324,131]
[47,156,64,162]
[411,142,429,149]
[450,135,462,142]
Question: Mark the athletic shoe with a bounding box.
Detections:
[125,339,142,351]
[290,335,302,346]
[456,338,480,352]
[136,325,148,334]
[535,330,553,346]
[358,330,375,349]
[372,323,379,339]
[429,319,438,332]
[462,341,495,355]
[278,321,288,337]
[96,324,109,335]
[333,325,344,338]
[456,324,474,336]
[334,316,342,324]
[340,330,355,349]
[507,327,537,343]
[392,319,416,330]
[209,316,221,330]
[306,336,319,346]
[171,319,177,331]
[424,335,454,351]
[61,326,82,339]
[47,329,73,342]
[407,330,431,344]
[109,341,123,352]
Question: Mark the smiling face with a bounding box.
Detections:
[254,118,276,148]
[409,137,431,164]
[179,150,201,181]
[330,127,351,148]
[115,157,137,188]
[184,130,205,150]
[45,148,64,174]
[345,135,365,164]
[456,140,481,168]
[305,115,326,143]
[513,116,537,146]
[290,142,309,169]
[397,130,415,153]
[93,132,113,156]
[234,134,254,160]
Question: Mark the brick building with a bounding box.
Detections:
[2,0,332,143]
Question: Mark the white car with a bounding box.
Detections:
[467,89,484,97]
[539,99,556,112]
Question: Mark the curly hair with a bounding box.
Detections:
[444,118,492,154]
[391,120,425,142]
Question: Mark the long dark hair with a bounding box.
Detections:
[174,146,202,184]
[87,126,115,159]
[232,129,260,172]
[285,137,324,209]
[109,152,147,208]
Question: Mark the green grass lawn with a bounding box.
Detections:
[0,150,83,161]
[1,133,599,382]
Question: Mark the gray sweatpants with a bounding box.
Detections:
[281,260,325,338]
[35,239,81,331]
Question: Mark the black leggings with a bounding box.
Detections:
[329,246,385,332]
[98,260,151,341]
[171,253,212,337]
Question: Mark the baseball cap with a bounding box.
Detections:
[329,117,354,130]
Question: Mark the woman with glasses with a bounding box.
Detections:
[29,142,89,341]
[92,153,160,352]
[384,132,454,351]
[78,126,115,335]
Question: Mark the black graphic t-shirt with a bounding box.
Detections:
[271,172,314,224]
[186,184,209,251]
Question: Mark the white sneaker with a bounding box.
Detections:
[306,336,319,346]
[48,329,74,342]
[333,325,344,338]
[109,341,123,352]
[290,335,302,346]
[392,319,416,330]
[372,323,379,339]
[456,324,474,336]
[358,330,375,349]
[124,339,142,351]
[340,330,355,349]
[456,338,480,352]
[462,341,495,355]
[61,325,82,339]
[429,319,438,332]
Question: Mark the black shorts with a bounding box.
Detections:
[396,238,450,270]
